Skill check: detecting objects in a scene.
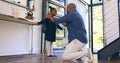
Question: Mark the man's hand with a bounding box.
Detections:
[45,14,54,22]
[62,22,67,27]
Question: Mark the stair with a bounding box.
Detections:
[98,37,120,60]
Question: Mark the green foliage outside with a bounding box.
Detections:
[93,6,103,49]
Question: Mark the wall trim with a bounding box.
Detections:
[0,49,31,56]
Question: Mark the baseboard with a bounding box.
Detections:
[0,49,31,56]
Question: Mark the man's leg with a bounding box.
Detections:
[62,39,86,60]
[62,39,92,61]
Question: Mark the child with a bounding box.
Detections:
[35,6,63,57]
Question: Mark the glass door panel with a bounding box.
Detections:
[51,0,65,5]
[92,5,103,53]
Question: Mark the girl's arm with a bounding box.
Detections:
[37,18,49,25]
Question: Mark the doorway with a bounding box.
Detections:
[41,0,66,54]
[87,0,104,53]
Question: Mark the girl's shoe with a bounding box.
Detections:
[47,55,57,57]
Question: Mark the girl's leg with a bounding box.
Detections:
[50,42,54,55]
[50,42,57,57]
[46,40,51,56]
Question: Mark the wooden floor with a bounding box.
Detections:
[0,53,120,63]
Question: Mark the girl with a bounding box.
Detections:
[36,6,63,57]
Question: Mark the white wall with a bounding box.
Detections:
[5,0,27,6]
[32,0,42,53]
[0,20,31,56]
[103,0,119,45]
[0,0,42,56]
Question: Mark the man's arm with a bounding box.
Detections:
[46,14,70,24]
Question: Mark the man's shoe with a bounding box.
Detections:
[51,55,57,57]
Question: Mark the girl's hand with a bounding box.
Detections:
[32,22,39,25]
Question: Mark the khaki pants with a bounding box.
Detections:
[62,39,87,60]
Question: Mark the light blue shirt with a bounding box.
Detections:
[55,10,88,44]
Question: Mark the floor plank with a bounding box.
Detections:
[0,53,120,63]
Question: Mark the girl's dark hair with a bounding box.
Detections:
[49,6,56,12]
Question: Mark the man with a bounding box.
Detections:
[46,3,93,62]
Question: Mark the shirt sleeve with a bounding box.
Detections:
[38,18,49,25]
[54,14,70,24]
